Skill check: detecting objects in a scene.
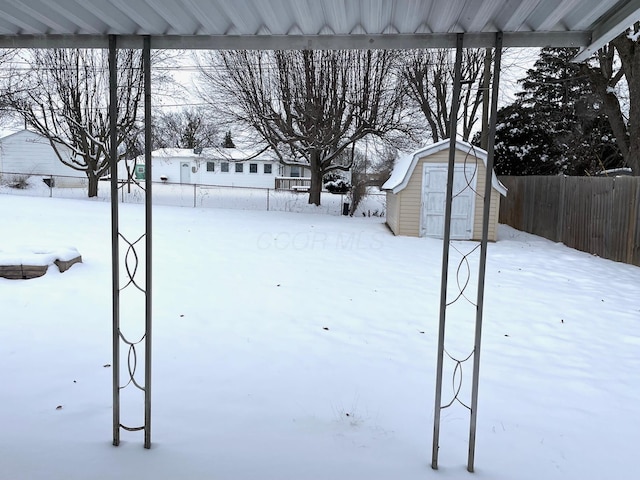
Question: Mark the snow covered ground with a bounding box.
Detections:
[0,194,638,480]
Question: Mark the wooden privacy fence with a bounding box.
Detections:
[498,176,640,266]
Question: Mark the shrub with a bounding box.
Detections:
[323,172,351,194]
[5,174,30,189]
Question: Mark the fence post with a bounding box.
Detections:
[193,183,197,208]
[49,176,53,198]
[267,188,270,211]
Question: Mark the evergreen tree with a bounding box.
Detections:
[492,48,622,176]
[222,130,235,148]
[492,101,563,175]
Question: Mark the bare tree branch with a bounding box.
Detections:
[402,48,488,142]
[6,48,145,196]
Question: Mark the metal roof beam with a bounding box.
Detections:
[0,31,592,50]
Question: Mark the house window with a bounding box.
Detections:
[290,165,301,178]
[235,163,244,173]
[221,162,229,173]
[206,162,215,172]
[249,163,258,173]
[264,164,272,174]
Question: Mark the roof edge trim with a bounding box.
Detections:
[574,0,640,62]
[0,31,591,50]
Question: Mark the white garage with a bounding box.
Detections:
[382,139,507,241]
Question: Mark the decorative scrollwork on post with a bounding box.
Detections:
[437,152,483,418]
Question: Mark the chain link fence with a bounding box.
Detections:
[0,172,386,217]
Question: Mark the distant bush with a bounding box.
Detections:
[4,174,31,189]
[323,172,351,194]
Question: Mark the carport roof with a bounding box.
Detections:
[0,0,639,60]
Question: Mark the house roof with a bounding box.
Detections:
[0,0,638,60]
[0,129,71,151]
[381,139,508,196]
[144,147,276,162]
[0,129,47,142]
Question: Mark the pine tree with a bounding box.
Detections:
[222,130,235,148]
[492,48,622,176]
[492,102,562,175]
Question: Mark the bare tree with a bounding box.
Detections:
[152,106,219,149]
[581,24,640,175]
[0,49,17,126]
[197,49,407,205]
[6,48,145,196]
[403,48,488,142]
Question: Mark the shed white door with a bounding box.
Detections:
[421,163,476,239]
[180,162,191,183]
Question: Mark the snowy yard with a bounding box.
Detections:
[1,194,638,480]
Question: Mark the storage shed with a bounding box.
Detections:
[382,139,507,241]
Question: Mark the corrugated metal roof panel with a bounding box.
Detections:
[0,0,638,56]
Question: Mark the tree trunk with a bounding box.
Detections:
[612,30,640,175]
[624,61,640,175]
[87,171,99,197]
[602,91,630,160]
[307,151,322,206]
[308,177,322,206]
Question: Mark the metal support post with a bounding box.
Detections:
[143,34,153,450]
[109,34,121,447]
[111,34,153,449]
[467,32,502,473]
[432,32,464,470]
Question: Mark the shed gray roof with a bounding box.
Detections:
[0,0,639,60]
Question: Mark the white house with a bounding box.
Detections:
[133,147,284,189]
[0,130,84,187]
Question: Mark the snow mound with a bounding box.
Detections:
[0,246,82,278]
[0,246,80,266]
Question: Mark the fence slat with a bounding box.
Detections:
[632,180,640,266]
